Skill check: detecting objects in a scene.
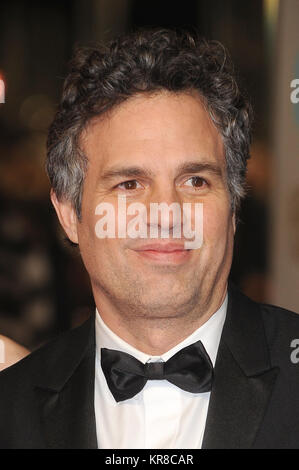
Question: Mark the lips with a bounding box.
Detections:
[133,242,188,253]
[131,242,191,264]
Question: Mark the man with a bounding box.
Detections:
[0,28,299,449]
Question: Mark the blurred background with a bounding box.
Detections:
[0,0,298,350]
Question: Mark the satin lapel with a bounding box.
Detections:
[202,341,279,448]
[202,284,279,449]
[34,316,98,449]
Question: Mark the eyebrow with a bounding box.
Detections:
[100,160,223,183]
[175,161,223,178]
[100,166,155,182]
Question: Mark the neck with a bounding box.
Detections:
[93,286,227,356]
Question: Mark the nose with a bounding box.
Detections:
[145,183,183,238]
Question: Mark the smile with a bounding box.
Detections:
[132,242,192,264]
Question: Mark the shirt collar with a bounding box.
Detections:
[95,294,227,367]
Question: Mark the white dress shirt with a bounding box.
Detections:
[94,295,227,449]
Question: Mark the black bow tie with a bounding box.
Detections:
[101,340,213,402]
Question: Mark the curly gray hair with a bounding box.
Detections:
[46,28,252,218]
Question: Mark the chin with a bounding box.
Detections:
[136,289,199,316]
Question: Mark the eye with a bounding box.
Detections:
[184,176,207,189]
[117,180,142,190]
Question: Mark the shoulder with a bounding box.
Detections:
[259,301,299,335]
[238,288,299,367]
[259,301,299,320]
[0,335,30,372]
[258,302,299,360]
[230,283,299,331]
[228,283,299,366]
[0,315,94,390]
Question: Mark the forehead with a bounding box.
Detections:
[80,91,225,173]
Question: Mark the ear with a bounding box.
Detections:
[50,190,79,244]
[232,211,236,235]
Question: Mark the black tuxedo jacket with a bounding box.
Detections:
[0,284,299,449]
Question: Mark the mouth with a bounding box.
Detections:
[131,242,191,264]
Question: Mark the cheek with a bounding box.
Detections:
[77,205,106,269]
[80,203,124,254]
[202,201,233,245]
[78,220,120,282]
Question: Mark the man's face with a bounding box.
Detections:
[58,91,235,323]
